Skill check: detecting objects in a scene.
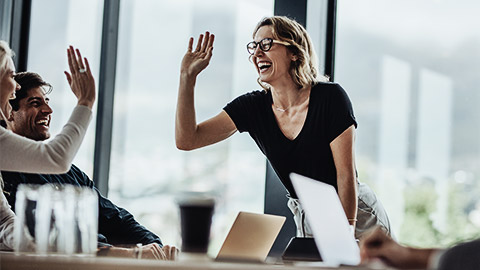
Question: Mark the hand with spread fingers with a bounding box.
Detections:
[360,226,435,269]
[180,31,215,78]
[64,46,96,109]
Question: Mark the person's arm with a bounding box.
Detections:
[99,203,162,246]
[94,188,162,246]
[330,125,358,227]
[360,226,436,269]
[70,167,159,246]
[175,32,236,150]
[0,46,95,174]
[0,106,91,173]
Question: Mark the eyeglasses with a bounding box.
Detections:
[246,38,290,55]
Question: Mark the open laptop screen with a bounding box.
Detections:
[290,173,360,266]
[216,211,285,262]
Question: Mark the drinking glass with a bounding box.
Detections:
[15,184,98,255]
[13,184,40,253]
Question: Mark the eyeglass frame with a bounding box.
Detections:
[246,38,291,55]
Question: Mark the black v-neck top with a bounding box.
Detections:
[223,82,357,198]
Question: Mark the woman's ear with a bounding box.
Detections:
[291,55,298,62]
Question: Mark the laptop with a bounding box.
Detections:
[215,211,286,262]
[290,173,361,267]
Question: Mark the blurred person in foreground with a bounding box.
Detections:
[360,226,480,270]
[1,71,177,260]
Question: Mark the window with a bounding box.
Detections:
[109,0,273,252]
[0,0,12,42]
[306,0,328,76]
[336,0,480,247]
[27,0,104,177]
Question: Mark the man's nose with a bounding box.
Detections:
[42,104,53,114]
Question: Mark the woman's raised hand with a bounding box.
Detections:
[180,32,215,78]
[64,46,96,109]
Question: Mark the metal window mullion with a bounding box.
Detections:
[10,0,31,72]
[324,0,337,81]
[273,0,307,26]
[93,0,120,196]
[1,0,13,42]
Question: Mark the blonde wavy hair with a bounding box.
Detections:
[252,16,328,90]
[0,40,15,123]
[0,40,14,80]
[0,41,15,188]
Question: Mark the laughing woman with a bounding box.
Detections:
[176,16,392,239]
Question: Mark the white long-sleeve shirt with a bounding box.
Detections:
[0,105,92,250]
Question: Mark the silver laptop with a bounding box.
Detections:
[290,173,361,267]
[216,211,286,262]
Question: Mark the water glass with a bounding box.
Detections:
[13,184,40,252]
[14,184,98,255]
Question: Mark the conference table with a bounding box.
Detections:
[0,252,390,270]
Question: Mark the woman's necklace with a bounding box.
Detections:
[273,88,306,112]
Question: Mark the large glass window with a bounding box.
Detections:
[109,0,273,253]
[0,0,12,42]
[306,0,328,76]
[336,0,480,247]
[27,0,103,177]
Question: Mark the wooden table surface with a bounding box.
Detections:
[0,252,387,270]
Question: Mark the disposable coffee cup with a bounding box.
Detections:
[177,193,215,254]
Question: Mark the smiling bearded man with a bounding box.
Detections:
[7,73,52,141]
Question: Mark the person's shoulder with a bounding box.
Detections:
[69,164,90,180]
[311,82,353,108]
[0,126,12,136]
[230,90,268,105]
[312,81,343,91]
[313,81,349,97]
[67,165,96,188]
[239,90,268,99]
